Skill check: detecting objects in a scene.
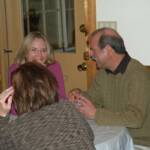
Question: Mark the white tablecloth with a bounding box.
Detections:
[88,120,134,150]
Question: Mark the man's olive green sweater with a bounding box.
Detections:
[84,58,150,146]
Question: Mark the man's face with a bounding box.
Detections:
[89,34,108,69]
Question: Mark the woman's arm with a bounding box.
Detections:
[8,64,19,87]
[48,62,66,100]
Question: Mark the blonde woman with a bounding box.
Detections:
[8,32,66,114]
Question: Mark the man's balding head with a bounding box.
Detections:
[89,27,127,54]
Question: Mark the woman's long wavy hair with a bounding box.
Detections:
[12,62,58,115]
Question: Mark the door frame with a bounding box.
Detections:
[0,0,23,90]
[0,0,7,91]
[84,0,96,87]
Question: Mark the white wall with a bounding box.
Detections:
[96,0,150,65]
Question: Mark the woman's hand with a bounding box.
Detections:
[0,87,14,117]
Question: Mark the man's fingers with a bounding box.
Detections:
[77,97,91,105]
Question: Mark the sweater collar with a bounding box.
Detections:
[105,53,131,74]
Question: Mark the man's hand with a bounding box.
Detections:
[75,95,96,119]
[68,89,96,119]
[0,87,14,117]
[67,88,81,102]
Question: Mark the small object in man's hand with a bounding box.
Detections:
[74,100,82,108]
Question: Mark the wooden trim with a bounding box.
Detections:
[5,0,23,55]
[0,0,23,90]
[0,0,7,90]
[84,0,96,34]
[84,0,96,87]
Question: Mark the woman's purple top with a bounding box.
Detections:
[8,61,66,115]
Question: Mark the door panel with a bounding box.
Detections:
[0,0,23,90]
[5,0,23,65]
[55,0,87,92]
[0,0,7,91]
[55,0,96,92]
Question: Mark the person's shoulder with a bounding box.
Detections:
[47,61,62,72]
[12,102,75,123]
[128,58,146,71]
[47,60,61,68]
[9,63,19,69]
[0,116,9,127]
[45,102,81,118]
[130,58,143,65]
[127,58,149,78]
[46,102,74,112]
[8,63,19,73]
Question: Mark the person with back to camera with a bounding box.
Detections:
[8,32,66,115]
[68,27,150,148]
[0,62,95,150]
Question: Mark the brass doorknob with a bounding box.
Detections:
[79,24,88,35]
[83,51,96,61]
[77,62,87,71]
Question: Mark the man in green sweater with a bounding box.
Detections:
[68,27,150,147]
